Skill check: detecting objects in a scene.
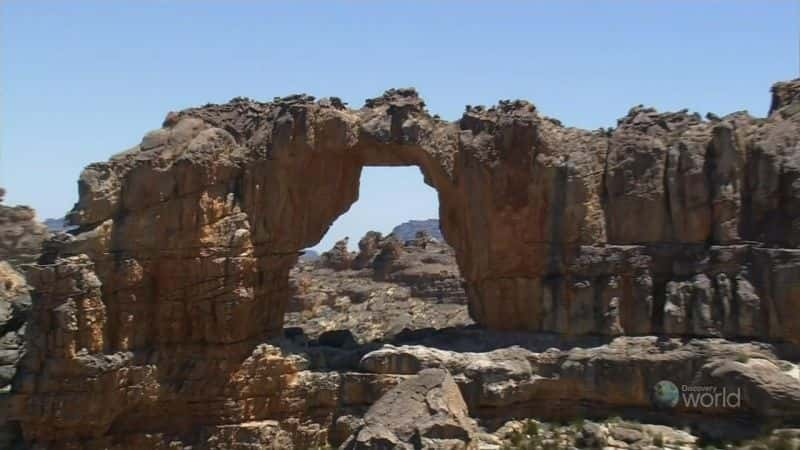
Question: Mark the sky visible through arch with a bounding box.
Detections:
[314,167,438,252]
[1,1,798,249]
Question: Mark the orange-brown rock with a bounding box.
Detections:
[35,81,800,341]
[341,368,478,449]
[9,80,800,447]
[0,189,50,269]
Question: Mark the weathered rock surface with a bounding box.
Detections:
[0,262,31,449]
[34,80,800,343]
[0,262,29,385]
[288,231,470,342]
[358,335,800,432]
[493,418,700,450]
[0,190,46,449]
[0,189,50,268]
[341,368,478,449]
[493,419,800,449]
[9,324,800,448]
[9,80,800,448]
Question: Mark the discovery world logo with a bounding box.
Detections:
[652,380,741,409]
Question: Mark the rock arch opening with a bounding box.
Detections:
[286,166,470,343]
[307,166,441,254]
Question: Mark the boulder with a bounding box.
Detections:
[341,368,478,449]
[0,189,50,268]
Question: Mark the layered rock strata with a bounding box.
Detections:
[0,262,30,449]
[9,327,800,448]
[9,80,800,447]
[36,81,800,342]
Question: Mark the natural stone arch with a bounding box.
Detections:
[57,87,607,351]
[37,81,800,352]
[13,80,800,444]
[57,90,462,349]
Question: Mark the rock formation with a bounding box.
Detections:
[0,189,50,269]
[33,81,800,342]
[390,219,443,242]
[0,262,30,449]
[7,80,800,448]
[341,368,478,449]
[11,324,800,448]
[287,230,470,342]
[0,190,48,448]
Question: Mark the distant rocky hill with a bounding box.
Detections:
[43,217,72,232]
[298,249,320,262]
[390,218,442,242]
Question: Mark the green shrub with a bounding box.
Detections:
[569,417,585,430]
[523,419,540,436]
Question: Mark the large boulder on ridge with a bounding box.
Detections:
[341,368,478,449]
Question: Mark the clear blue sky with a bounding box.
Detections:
[2,1,797,251]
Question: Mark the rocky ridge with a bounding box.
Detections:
[0,189,50,269]
[5,80,800,448]
[36,80,800,342]
[390,219,444,242]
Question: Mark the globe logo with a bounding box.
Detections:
[652,380,680,408]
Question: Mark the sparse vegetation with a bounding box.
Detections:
[569,416,585,431]
[523,419,540,436]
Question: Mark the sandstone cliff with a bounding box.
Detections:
[8,80,800,448]
[36,81,800,343]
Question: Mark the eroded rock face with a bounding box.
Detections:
[10,80,800,447]
[357,335,800,428]
[341,368,478,450]
[0,262,30,449]
[0,189,50,269]
[10,325,800,448]
[0,191,48,449]
[34,81,800,343]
